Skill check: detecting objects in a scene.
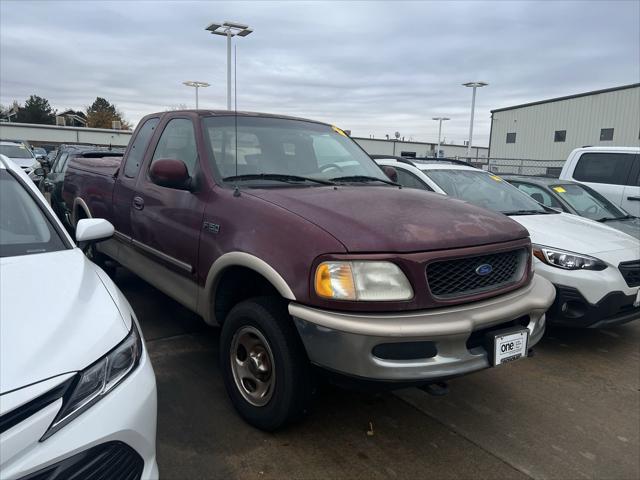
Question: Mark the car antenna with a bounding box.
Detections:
[233,43,241,197]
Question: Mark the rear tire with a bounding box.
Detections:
[220,297,313,431]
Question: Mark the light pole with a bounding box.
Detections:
[205,21,253,110]
[432,117,450,158]
[183,81,210,109]
[462,81,488,159]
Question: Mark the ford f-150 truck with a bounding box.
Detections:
[62,110,555,430]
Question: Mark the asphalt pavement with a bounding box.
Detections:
[114,270,640,480]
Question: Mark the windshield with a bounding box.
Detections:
[550,183,628,220]
[203,116,387,186]
[423,169,548,214]
[0,144,34,159]
[0,170,66,257]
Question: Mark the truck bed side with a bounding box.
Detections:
[62,155,122,224]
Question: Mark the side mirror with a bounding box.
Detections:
[33,167,46,177]
[149,159,191,190]
[382,166,398,183]
[76,218,114,244]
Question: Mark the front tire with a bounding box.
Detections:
[220,297,312,431]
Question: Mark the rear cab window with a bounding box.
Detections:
[123,117,160,178]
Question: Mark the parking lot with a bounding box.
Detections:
[114,269,640,480]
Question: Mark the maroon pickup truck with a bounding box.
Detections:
[63,110,555,430]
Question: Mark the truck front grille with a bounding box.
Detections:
[619,260,640,287]
[427,248,526,299]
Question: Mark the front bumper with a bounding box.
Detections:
[547,285,640,328]
[290,273,555,382]
[0,352,158,480]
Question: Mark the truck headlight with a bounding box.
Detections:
[40,322,143,441]
[314,261,413,301]
[532,245,606,271]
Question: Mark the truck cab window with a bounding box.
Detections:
[151,119,198,175]
[123,117,159,178]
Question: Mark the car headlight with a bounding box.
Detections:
[40,322,143,441]
[314,261,413,301]
[532,244,607,271]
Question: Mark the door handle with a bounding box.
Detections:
[627,196,640,201]
[132,196,145,210]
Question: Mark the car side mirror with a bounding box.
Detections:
[382,166,398,183]
[33,167,46,177]
[76,218,114,245]
[149,159,191,190]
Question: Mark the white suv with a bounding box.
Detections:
[0,155,158,479]
[376,157,640,328]
[560,147,640,217]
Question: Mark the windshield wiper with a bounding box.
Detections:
[222,173,335,186]
[502,209,547,216]
[597,214,636,222]
[330,175,399,186]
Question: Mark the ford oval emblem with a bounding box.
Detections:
[475,264,493,276]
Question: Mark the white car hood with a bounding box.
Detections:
[513,212,640,263]
[7,157,35,169]
[0,249,130,393]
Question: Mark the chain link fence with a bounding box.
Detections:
[458,157,566,177]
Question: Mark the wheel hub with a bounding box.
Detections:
[230,326,276,407]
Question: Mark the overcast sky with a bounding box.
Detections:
[1,0,638,145]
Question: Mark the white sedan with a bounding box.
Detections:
[376,157,640,328]
[0,155,158,479]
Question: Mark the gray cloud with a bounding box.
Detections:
[1,0,638,145]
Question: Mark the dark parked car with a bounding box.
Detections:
[502,175,640,239]
[62,110,554,431]
[38,145,124,228]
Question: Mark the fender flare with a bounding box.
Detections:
[72,198,92,226]
[200,252,296,324]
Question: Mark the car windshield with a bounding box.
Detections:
[0,170,66,257]
[423,169,548,215]
[0,144,34,159]
[550,183,628,220]
[203,116,388,186]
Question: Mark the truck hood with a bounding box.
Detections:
[513,212,640,260]
[0,249,130,394]
[246,186,529,252]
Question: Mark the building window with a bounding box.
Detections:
[506,132,516,144]
[600,128,614,141]
[400,151,416,158]
[554,130,566,142]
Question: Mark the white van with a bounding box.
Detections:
[559,147,640,217]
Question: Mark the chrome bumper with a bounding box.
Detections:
[289,273,555,381]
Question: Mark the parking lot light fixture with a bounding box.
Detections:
[463,81,488,159]
[205,21,253,110]
[432,117,450,158]
[183,81,210,109]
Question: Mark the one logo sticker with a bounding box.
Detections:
[475,264,493,276]
[553,186,566,193]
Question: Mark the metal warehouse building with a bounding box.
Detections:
[489,83,640,162]
[353,137,488,161]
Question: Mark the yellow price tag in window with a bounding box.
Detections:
[332,126,347,137]
[553,186,566,193]
[490,175,502,182]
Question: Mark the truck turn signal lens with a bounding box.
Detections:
[315,262,356,300]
